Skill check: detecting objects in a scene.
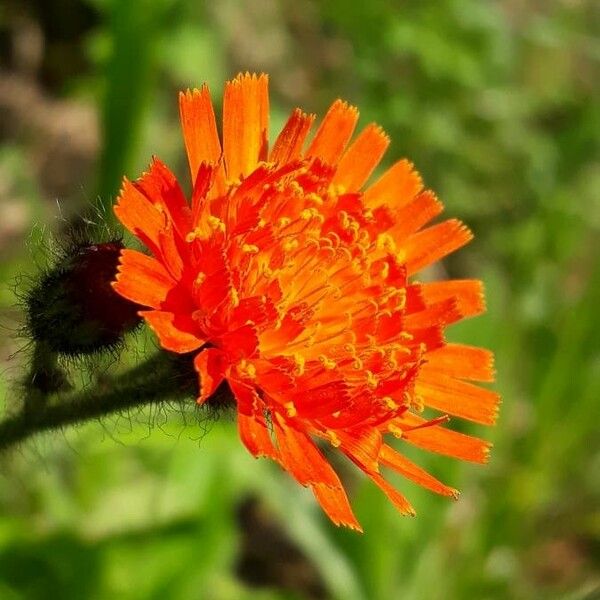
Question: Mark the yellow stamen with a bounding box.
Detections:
[186,227,203,243]
[292,353,305,376]
[388,424,404,439]
[207,215,225,232]
[238,359,256,379]
[365,370,378,389]
[230,287,240,307]
[383,396,399,410]
[376,233,396,252]
[283,239,299,252]
[326,430,341,447]
[306,192,323,206]
[318,354,337,370]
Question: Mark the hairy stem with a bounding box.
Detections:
[0,351,203,452]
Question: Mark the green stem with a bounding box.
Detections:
[0,352,216,453]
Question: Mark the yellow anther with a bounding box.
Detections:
[396,289,407,310]
[258,218,267,227]
[292,353,305,376]
[396,249,407,263]
[388,423,404,439]
[207,215,225,232]
[365,370,378,389]
[399,331,413,341]
[239,359,256,379]
[194,272,207,286]
[332,411,341,418]
[306,192,323,206]
[283,239,299,252]
[277,217,291,228]
[351,258,364,273]
[284,402,298,417]
[352,357,363,370]
[358,230,370,246]
[230,287,240,307]
[376,233,396,252]
[338,211,350,229]
[242,244,259,254]
[154,202,165,214]
[318,354,337,370]
[412,394,425,412]
[385,357,398,370]
[186,227,202,243]
[328,232,341,247]
[326,430,342,447]
[330,184,346,196]
[383,396,399,410]
[289,181,303,195]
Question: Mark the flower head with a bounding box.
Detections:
[113,73,499,531]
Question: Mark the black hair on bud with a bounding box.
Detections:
[25,239,141,355]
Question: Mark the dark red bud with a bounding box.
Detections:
[26,240,141,355]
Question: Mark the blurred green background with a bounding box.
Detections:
[0,0,598,598]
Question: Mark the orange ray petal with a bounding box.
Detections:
[134,157,191,238]
[415,371,500,425]
[363,158,423,208]
[403,298,462,330]
[339,428,382,473]
[191,162,215,224]
[231,381,279,460]
[419,279,485,320]
[403,219,473,276]
[223,73,269,180]
[194,347,229,404]
[274,417,342,488]
[114,178,164,255]
[305,99,358,165]
[139,310,205,353]
[238,411,279,460]
[424,344,495,382]
[368,471,416,516]
[312,483,363,532]
[332,123,390,191]
[269,108,315,164]
[217,324,259,361]
[158,226,185,281]
[179,85,225,194]
[112,249,175,309]
[388,190,443,242]
[399,413,491,463]
[380,444,458,498]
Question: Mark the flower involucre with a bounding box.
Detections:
[113,73,499,531]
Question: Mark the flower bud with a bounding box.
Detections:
[26,240,141,355]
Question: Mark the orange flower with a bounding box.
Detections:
[113,73,499,531]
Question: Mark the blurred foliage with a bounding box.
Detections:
[0,0,599,598]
